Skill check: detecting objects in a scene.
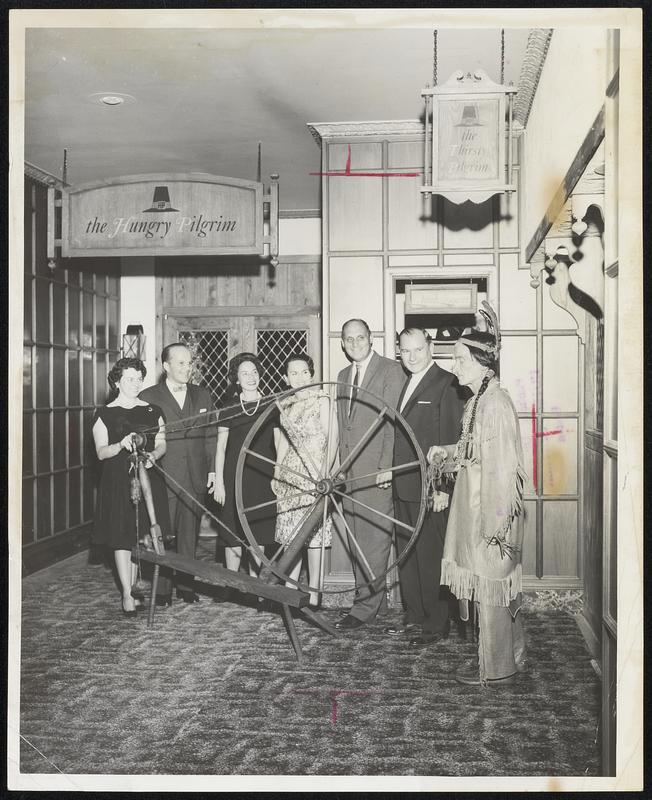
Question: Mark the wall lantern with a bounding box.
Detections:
[122,324,146,360]
[421,31,517,205]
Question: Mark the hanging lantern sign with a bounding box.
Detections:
[421,70,517,204]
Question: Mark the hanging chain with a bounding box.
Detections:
[500,28,505,85]
[432,29,438,86]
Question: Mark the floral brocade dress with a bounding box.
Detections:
[272,390,333,548]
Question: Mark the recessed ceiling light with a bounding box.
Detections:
[88,92,136,106]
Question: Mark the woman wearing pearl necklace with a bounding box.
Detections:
[213,353,277,578]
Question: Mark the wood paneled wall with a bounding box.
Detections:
[23,176,122,573]
[155,256,320,356]
[583,312,604,645]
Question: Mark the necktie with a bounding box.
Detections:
[171,384,186,393]
[349,364,361,416]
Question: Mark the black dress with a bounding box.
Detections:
[92,404,172,551]
[216,393,277,548]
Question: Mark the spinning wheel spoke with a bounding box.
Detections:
[317,490,330,592]
[243,447,318,486]
[277,495,322,565]
[242,489,308,515]
[330,495,377,583]
[321,389,338,477]
[275,399,322,481]
[332,488,415,534]
[338,460,420,489]
[337,408,389,475]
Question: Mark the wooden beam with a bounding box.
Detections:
[525,105,605,263]
[163,305,320,318]
[134,549,310,607]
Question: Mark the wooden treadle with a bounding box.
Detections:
[132,547,310,608]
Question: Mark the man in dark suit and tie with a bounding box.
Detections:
[334,319,405,630]
[140,343,216,604]
[388,328,464,646]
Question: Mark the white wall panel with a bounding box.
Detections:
[328,256,383,332]
[500,253,537,330]
[500,335,537,414]
[543,336,578,412]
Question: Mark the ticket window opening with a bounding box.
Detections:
[394,277,488,369]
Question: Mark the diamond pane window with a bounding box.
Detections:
[178,330,230,405]
[256,329,308,395]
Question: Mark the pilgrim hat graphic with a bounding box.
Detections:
[143,186,179,213]
[455,104,483,127]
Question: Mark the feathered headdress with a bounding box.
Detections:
[458,300,501,356]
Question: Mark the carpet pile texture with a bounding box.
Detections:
[19,551,600,776]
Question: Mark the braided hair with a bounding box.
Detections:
[459,329,499,460]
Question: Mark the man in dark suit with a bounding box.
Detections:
[140,343,216,604]
[334,319,405,630]
[388,328,464,646]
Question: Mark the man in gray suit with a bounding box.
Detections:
[140,343,216,604]
[334,319,405,630]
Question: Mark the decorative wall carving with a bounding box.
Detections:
[513,29,554,127]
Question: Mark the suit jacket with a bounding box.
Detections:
[337,351,405,481]
[140,381,217,496]
[393,362,464,503]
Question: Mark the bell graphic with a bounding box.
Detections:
[143,185,179,213]
[455,104,483,127]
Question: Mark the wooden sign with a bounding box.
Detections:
[405,283,478,314]
[421,70,517,204]
[57,173,276,258]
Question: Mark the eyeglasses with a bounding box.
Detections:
[343,335,368,345]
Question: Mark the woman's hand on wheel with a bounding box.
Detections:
[120,433,136,452]
[431,490,449,512]
[213,481,226,505]
[427,445,447,465]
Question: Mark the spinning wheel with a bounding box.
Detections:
[235,381,428,598]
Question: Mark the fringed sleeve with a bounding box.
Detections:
[478,388,527,562]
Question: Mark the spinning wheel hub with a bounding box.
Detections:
[315,477,334,495]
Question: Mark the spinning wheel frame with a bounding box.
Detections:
[234,380,428,595]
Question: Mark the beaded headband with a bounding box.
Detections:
[458,337,499,355]
[458,301,501,356]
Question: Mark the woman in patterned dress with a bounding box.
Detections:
[272,353,338,607]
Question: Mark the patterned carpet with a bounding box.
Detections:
[18,548,600,777]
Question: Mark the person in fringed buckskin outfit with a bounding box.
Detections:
[428,303,528,687]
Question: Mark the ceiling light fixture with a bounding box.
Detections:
[88,92,136,107]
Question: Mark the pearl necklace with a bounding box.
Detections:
[240,393,261,417]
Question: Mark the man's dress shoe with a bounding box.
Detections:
[338,608,351,618]
[384,622,421,636]
[155,593,172,608]
[334,614,366,631]
[408,624,450,647]
[177,590,200,604]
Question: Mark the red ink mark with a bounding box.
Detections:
[292,688,379,726]
[310,144,422,178]
[530,404,564,490]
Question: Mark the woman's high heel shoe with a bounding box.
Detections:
[122,599,138,617]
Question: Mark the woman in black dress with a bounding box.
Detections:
[213,353,277,575]
[92,357,171,616]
